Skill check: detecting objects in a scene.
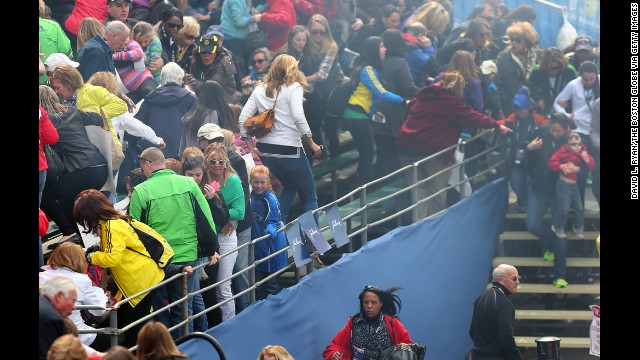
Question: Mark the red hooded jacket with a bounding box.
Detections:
[261,0,297,51]
[396,85,501,163]
[548,143,595,182]
[39,106,59,172]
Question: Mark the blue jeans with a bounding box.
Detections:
[509,164,528,210]
[526,186,566,279]
[232,227,251,313]
[554,180,584,230]
[260,151,318,223]
[192,257,209,332]
[344,118,376,184]
[165,260,199,338]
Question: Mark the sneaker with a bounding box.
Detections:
[573,226,585,239]
[543,251,555,261]
[551,225,567,239]
[553,278,568,288]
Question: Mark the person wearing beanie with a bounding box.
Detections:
[497,87,549,212]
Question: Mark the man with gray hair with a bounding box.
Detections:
[466,264,523,360]
[77,20,131,81]
[135,62,197,160]
[39,275,80,360]
[130,146,220,338]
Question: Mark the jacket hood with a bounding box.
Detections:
[144,84,193,106]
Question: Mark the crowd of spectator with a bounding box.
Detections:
[39,0,600,357]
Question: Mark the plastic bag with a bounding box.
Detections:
[556,7,578,50]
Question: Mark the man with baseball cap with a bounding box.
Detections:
[196,123,225,153]
[44,53,79,76]
[106,0,139,28]
[567,34,600,73]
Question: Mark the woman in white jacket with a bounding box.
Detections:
[238,54,322,222]
[39,242,110,352]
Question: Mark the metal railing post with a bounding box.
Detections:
[248,240,256,304]
[359,186,368,247]
[410,164,418,223]
[181,274,189,336]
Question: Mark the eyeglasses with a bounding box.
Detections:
[185,34,197,40]
[253,58,266,64]
[569,142,582,146]
[138,155,153,163]
[209,159,227,166]
[184,155,204,166]
[549,65,561,71]
[364,285,382,292]
[166,22,184,30]
[502,276,521,282]
[510,37,524,44]
[310,30,326,36]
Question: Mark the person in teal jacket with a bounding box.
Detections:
[129,146,220,338]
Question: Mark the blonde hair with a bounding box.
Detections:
[47,334,87,360]
[307,14,338,57]
[77,17,106,52]
[435,71,466,98]
[250,165,273,192]
[257,345,295,360]
[46,242,88,273]
[132,21,156,40]
[178,16,200,41]
[409,2,449,37]
[220,128,236,150]
[506,21,538,47]
[39,84,67,116]
[567,132,581,143]
[136,322,189,360]
[205,143,236,186]
[88,71,119,95]
[263,54,308,98]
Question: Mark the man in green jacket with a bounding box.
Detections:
[130,146,220,338]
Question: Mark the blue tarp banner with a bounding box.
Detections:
[179,178,509,360]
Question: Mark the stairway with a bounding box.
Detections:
[497,201,600,357]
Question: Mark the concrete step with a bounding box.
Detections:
[492,257,600,267]
[499,231,599,241]
[505,210,600,221]
[515,310,593,321]
[515,336,590,348]
[491,283,600,295]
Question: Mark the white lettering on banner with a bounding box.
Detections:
[633,3,639,30]
[589,305,600,357]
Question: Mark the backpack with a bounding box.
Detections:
[127,219,174,268]
[326,79,357,119]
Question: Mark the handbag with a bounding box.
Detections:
[44,144,64,184]
[244,90,279,138]
[379,343,427,360]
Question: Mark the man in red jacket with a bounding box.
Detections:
[249,0,297,51]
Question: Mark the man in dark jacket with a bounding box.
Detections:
[467,264,523,360]
[77,20,130,81]
[136,62,197,160]
[39,276,79,360]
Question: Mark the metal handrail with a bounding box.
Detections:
[77,130,508,349]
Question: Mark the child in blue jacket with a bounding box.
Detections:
[250,165,288,300]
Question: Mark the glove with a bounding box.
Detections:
[86,251,95,263]
[85,244,99,262]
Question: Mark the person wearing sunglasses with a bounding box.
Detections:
[494,21,539,117]
[526,47,577,118]
[175,16,201,73]
[323,285,414,360]
[157,7,184,65]
[186,33,238,104]
[205,144,246,322]
[240,47,273,104]
[466,264,522,360]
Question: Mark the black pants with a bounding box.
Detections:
[115,289,157,348]
[126,77,158,104]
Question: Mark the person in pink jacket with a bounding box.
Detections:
[547,132,595,240]
[323,285,414,360]
[249,0,297,52]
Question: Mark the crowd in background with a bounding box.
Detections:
[38,0,601,358]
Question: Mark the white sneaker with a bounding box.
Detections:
[551,225,567,239]
[573,226,585,239]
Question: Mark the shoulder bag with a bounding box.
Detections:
[244,90,279,138]
[379,315,427,360]
[44,144,64,184]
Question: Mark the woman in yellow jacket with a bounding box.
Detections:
[73,188,165,348]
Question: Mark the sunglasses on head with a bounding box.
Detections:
[166,22,184,30]
[184,155,204,166]
[364,285,382,292]
[209,159,227,166]
[310,30,326,36]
